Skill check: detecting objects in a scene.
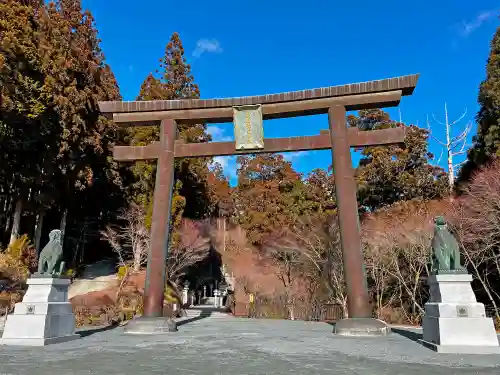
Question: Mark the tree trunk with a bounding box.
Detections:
[4,197,13,234]
[60,207,68,244]
[3,183,13,217]
[339,299,349,319]
[286,291,295,321]
[444,103,455,193]
[9,199,23,246]
[133,244,142,272]
[34,210,45,255]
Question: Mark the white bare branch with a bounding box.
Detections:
[426,103,473,191]
[448,107,467,126]
[435,148,444,165]
[431,113,446,127]
[166,219,211,285]
[101,205,211,284]
[101,204,149,271]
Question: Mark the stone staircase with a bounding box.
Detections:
[180,305,233,321]
[200,297,215,305]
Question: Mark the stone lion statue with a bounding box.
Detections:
[430,216,466,274]
[37,229,65,276]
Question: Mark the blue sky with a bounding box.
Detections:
[83,0,499,185]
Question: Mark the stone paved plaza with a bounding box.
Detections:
[1,317,499,374]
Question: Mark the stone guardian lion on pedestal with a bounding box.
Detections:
[37,229,65,276]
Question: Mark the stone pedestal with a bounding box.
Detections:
[182,286,189,305]
[0,276,79,346]
[420,274,500,354]
[214,290,220,308]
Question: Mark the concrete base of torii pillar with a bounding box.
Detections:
[333,318,390,337]
[123,316,178,335]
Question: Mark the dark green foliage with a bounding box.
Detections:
[351,109,448,212]
[0,0,123,263]
[459,26,500,183]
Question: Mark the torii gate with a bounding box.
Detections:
[99,74,419,335]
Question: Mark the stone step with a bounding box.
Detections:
[183,308,233,319]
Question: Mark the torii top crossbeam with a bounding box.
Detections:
[100,74,418,124]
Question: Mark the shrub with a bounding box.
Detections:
[73,304,119,327]
[7,234,38,273]
[0,235,38,284]
[63,268,76,279]
[0,290,24,314]
[117,265,130,280]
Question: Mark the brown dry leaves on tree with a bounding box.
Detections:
[362,200,448,324]
[449,160,500,318]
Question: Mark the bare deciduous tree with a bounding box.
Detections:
[427,103,473,192]
[362,200,444,324]
[263,216,348,318]
[101,208,211,296]
[363,240,395,319]
[260,242,301,320]
[384,231,430,324]
[167,219,211,286]
[448,161,500,320]
[101,204,149,272]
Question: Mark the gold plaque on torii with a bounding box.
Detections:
[233,104,264,150]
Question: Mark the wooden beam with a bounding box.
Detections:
[350,126,405,147]
[173,127,405,158]
[112,91,402,125]
[99,74,419,114]
[113,143,161,161]
[113,127,405,160]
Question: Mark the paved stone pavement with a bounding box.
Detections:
[1,317,500,375]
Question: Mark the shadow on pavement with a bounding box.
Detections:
[392,327,423,343]
[77,323,120,337]
[177,311,213,326]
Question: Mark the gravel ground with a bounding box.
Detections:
[0,317,499,375]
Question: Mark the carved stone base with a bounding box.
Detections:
[333,318,390,337]
[123,316,178,335]
[0,277,79,346]
[421,274,500,354]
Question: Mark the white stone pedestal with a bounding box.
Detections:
[0,276,80,346]
[182,286,189,305]
[214,290,220,308]
[420,274,500,354]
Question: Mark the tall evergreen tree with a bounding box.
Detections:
[0,0,123,260]
[459,26,500,183]
[128,32,214,239]
[234,154,331,245]
[352,109,448,212]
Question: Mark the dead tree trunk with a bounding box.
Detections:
[9,199,23,246]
